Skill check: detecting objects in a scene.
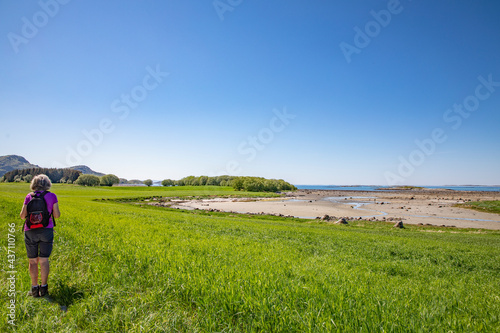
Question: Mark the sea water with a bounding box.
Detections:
[296,185,500,192]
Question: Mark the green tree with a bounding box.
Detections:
[100,174,120,186]
[162,179,174,186]
[231,178,244,191]
[264,179,278,192]
[198,176,209,186]
[75,174,101,186]
[144,179,153,187]
[183,176,195,186]
[206,177,217,186]
[244,178,264,192]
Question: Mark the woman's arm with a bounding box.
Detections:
[20,204,27,219]
[52,202,61,219]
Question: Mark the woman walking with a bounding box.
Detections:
[19,174,60,297]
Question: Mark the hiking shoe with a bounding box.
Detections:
[39,285,48,297]
[28,285,40,298]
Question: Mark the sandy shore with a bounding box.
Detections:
[171,189,500,230]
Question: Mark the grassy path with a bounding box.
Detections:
[1,183,499,332]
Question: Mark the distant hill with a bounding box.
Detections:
[0,155,109,179]
[70,165,106,177]
[0,155,39,176]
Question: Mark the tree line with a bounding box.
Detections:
[162,175,296,192]
[0,168,122,187]
[2,168,296,192]
[1,168,81,183]
[75,174,120,186]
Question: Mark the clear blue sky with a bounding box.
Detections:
[1,0,499,185]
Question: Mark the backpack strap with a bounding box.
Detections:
[25,193,35,230]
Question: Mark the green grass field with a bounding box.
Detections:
[456,200,500,215]
[1,183,499,332]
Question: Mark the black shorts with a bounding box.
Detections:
[24,228,54,259]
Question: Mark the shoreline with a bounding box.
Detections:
[171,189,500,230]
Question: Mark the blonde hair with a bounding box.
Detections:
[31,174,52,192]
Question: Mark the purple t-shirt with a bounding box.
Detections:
[24,191,58,231]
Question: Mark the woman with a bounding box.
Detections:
[19,174,61,298]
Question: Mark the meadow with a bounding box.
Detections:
[1,183,499,332]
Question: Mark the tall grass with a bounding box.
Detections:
[1,183,499,332]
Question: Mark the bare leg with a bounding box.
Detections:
[39,257,50,286]
[28,258,39,286]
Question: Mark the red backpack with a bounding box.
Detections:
[25,191,55,229]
